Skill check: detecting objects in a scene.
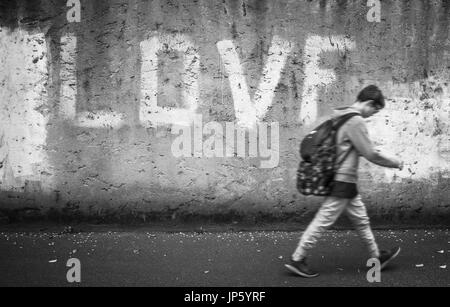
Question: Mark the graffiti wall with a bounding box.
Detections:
[0,0,449,224]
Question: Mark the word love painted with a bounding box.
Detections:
[57,32,353,168]
[60,33,354,129]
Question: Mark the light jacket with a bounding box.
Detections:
[333,106,401,183]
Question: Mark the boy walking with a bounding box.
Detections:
[286,85,403,278]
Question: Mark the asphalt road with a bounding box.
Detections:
[0,225,448,287]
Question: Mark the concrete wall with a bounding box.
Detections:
[0,0,449,225]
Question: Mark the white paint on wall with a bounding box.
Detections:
[366,78,450,182]
[60,34,77,120]
[299,35,355,126]
[0,28,53,191]
[217,36,292,129]
[140,33,200,128]
[74,110,125,128]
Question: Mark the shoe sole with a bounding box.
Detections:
[284,264,319,278]
[380,247,401,271]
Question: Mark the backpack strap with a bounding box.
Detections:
[333,112,361,130]
[333,112,361,169]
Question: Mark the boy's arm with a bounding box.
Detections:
[345,117,402,169]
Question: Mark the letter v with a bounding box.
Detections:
[217,36,292,129]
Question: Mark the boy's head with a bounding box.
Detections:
[355,85,385,118]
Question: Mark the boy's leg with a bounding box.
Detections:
[292,196,349,261]
[345,194,380,258]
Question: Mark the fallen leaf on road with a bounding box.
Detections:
[440,265,446,269]
[278,256,283,259]
[437,250,444,254]
[49,260,57,263]
[337,268,344,271]
[415,264,424,267]
[204,271,209,274]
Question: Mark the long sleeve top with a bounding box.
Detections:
[333,106,401,183]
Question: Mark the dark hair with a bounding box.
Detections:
[357,85,385,109]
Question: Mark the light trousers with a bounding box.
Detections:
[292,194,380,261]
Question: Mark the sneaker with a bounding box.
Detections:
[378,247,401,270]
[285,259,319,278]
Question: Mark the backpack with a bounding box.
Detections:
[296,112,360,196]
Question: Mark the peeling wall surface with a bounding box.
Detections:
[0,0,449,224]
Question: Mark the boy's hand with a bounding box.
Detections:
[398,160,404,170]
